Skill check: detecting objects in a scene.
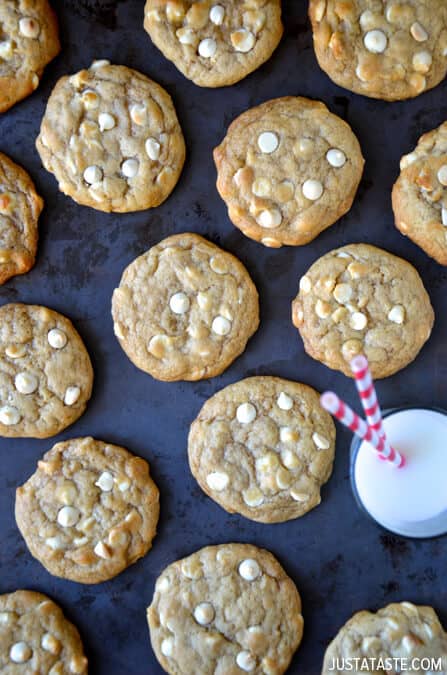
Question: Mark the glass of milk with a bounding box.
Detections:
[350,406,447,538]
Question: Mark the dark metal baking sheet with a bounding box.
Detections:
[1,2,446,673]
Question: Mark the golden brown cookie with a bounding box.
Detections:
[0,152,42,284]
[0,0,60,113]
[0,590,87,674]
[147,543,303,675]
[188,376,336,523]
[214,97,364,248]
[36,60,185,213]
[16,437,160,584]
[0,303,93,438]
[393,121,447,265]
[111,233,259,381]
[291,244,434,379]
[322,602,447,674]
[144,0,283,88]
[309,0,447,101]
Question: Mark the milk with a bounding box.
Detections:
[351,408,447,538]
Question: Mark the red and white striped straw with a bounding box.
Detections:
[320,391,405,468]
[350,355,385,439]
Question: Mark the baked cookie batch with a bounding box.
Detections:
[1,0,447,673]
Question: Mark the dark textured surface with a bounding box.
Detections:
[0,2,446,673]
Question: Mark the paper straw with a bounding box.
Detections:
[321,391,405,468]
[350,355,385,438]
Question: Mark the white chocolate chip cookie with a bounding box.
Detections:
[144,0,283,88]
[292,244,434,379]
[111,233,259,381]
[393,121,447,265]
[15,437,160,584]
[147,543,303,675]
[309,0,447,101]
[36,61,185,212]
[0,0,60,113]
[322,602,447,674]
[0,590,87,674]
[188,376,336,523]
[0,152,42,284]
[214,97,364,248]
[0,303,93,438]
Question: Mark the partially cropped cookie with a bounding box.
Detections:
[393,121,447,265]
[309,0,447,101]
[292,244,434,379]
[322,602,447,674]
[214,97,364,248]
[112,233,259,381]
[36,60,185,212]
[0,152,42,284]
[0,590,87,674]
[16,437,160,584]
[0,0,60,113]
[188,376,336,523]
[0,304,93,438]
[147,543,303,675]
[144,0,283,88]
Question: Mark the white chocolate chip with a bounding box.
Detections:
[276,467,292,489]
[231,29,255,52]
[280,426,299,443]
[161,637,174,657]
[302,179,323,201]
[326,148,346,168]
[333,283,353,304]
[45,536,64,550]
[290,490,309,502]
[277,391,293,410]
[5,344,26,359]
[194,602,215,626]
[57,506,80,528]
[282,449,300,469]
[212,316,231,336]
[442,208,447,226]
[410,22,428,42]
[80,88,99,109]
[0,612,14,625]
[15,372,38,394]
[56,481,77,505]
[74,536,89,547]
[315,299,331,319]
[41,633,60,655]
[236,651,256,672]
[94,541,112,559]
[350,311,367,331]
[10,642,32,663]
[312,432,330,450]
[48,328,67,349]
[116,477,130,492]
[210,256,227,274]
[95,471,114,492]
[299,275,312,294]
[0,405,21,426]
[242,487,264,507]
[364,30,387,54]
[0,40,14,60]
[83,165,103,184]
[437,165,447,186]
[156,577,170,593]
[258,131,279,154]
[121,158,139,178]
[256,208,282,229]
[91,59,110,68]
[239,558,261,581]
[64,386,81,406]
[169,292,190,314]
[98,112,115,131]
[359,10,375,31]
[177,27,196,44]
[145,138,161,160]
[148,334,173,359]
[206,471,229,491]
[19,17,40,38]
[198,38,217,58]
[388,305,405,324]
[412,50,432,74]
[209,5,225,25]
[236,402,257,424]
[130,103,146,125]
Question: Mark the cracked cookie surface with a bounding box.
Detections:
[0,303,93,438]
[0,0,60,113]
[393,121,447,265]
[322,602,447,674]
[147,543,303,675]
[0,152,42,284]
[144,0,283,88]
[214,97,364,248]
[292,244,434,379]
[111,233,259,381]
[16,436,160,584]
[0,590,87,674]
[309,0,447,101]
[188,376,335,523]
[36,60,185,213]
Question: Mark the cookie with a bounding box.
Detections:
[322,602,447,674]
[0,303,93,438]
[392,122,447,265]
[309,0,447,101]
[291,244,434,379]
[144,0,283,88]
[36,60,185,213]
[0,0,60,113]
[16,436,160,584]
[214,96,364,248]
[0,590,87,674]
[111,233,259,381]
[0,152,42,284]
[188,376,336,523]
[147,543,303,675]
